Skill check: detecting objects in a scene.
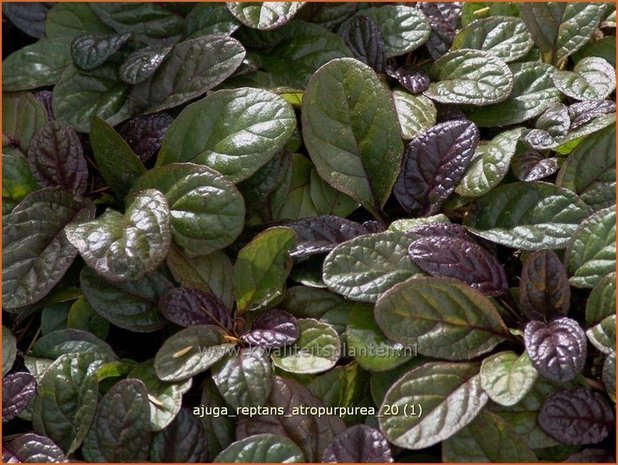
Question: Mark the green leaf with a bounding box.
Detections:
[66,189,171,281]
[131,163,245,256]
[119,46,171,85]
[323,231,423,303]
[157,88,296,183]
[375,277,509,360]
[388,214,450,232]
[212,348,273,408]
[572,36,616,67]
[392,89,437,140]
[452,17,533,62]
[30,328,117,362]
[480,351,538,407]
[356,5,431,57]
[586,272,616,326]
[603,353,616,401]
[185,4,240,37]
[557,125,615,211]
[154,325,232,382]
[88,116,145,197]
[214,433,305,463]
[461,3,521,27]
[468,62,562,127]
[45,3,114,39]
[346,303,414,372]
[32,353,102,453]
[128,360,192,431]
[52,64,130,133]
[198,378,235,459]
[70,32,132,71]
[425,49,514,106]
[553,57,616,101]
[586,315,616,355]
[2,152,40,215]
[565,206,616,288]
[2,326,17,377]
[90,3,183,39]
[2,38,72,91]
[282,286,347,319]
[271,319,340,374]
[80,267,171,332]
[456,128,525,197]
[2,187,94,309]
[226,2,305,30]
[464,181,592,250]
[302,58,404,218]
[307,362,369,413]
[379,362,488,449]
[442,411,538,462]
[81,379,152,462]
[233,227,297,313]
[129,35,246,114]
[67,297,109,339]
[40,303,70,335]
[2,92,48,154]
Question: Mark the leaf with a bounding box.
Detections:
[553,57,616,101]
[557,124,615,211]
[586,315,616,355]
[26,121,88,197]
[81,379,152,462]
[32,353,101,453]
[2,187,94,309]
[302,58,403,219]
[535,103,572,137]
[463,181,592,250]
[417,2,461,59]
[2,153,40,215]
[30,328,116,362]
[66,189,171,281]
[337,16,386,72]
[241,309,299,349]
[323,231,423,303]
[569,100,616,131]
[3,92,48,158]
[468,62,562,127]
[119,46,171,85]
[159,287,233,331]
[89,116,146,197]
[157,88,296,183]
[150,408,208,462]
[198,378,235,459]
[521,3,607,65]
[154,325,232,382]
[322,425,393,463]
[80,267,171,332]
[511,151,561,182]
[215,433,305,463]
[212,348,273,408]
[456,128,525,197]
[118,112,173,163]
[356,5,431,57]
[394,120,480,215]
[3,3,49,38]
[67,297,110,340]
[379,362,488,449]
[3,433,68,463]
[129,35,246,114]
[307,361,369,413]
[524,317,587,382]
[452,17,533,62]
[539,388,614,445]
[2,38,72,91]
[2,372,37,422]
[586,272,616,326]
[425,49,514,106]
[565,207,616,288]
[386,65,431,94]
[375,277,508,360]
[45,3,113,39]
[131,163,245,256]
[233,227,297,313]
[461,3,520,26]
[480,351,538,407]
[128,360,192,432]
[90,3,183,38]
[70,32,131,71]
[52,64,130,133]
[602,354,616,401]
[392,89,437,140]
[226,2,305,30]
[519,250,571,320]
[185,4,240,37]
[2,327,17,378]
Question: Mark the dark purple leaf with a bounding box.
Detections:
[539,388,614,445]
[569,100,616,130]
[535,103,570,137]
[417,3,462,59]
[519,250,570,320]
[408,236,508,296]
[26,121,88,197]
[565,448,615,462]
[394,120,479,216]
[511,151,560,181]
[34,90,54,120]
[119,113,173,163]
[322,425,393,463]
[524,317,586,382]
[3,434,68,463]
[385,64,430,94]
[338,16,386,73]
[241,309,299,349]
[2,447,19,463]
[158,287,233,331]
[361,220,383,234]
[3,3,49,38]
[2,373,37,422]
[150,408,209,463]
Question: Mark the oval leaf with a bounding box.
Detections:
[3,433,68,463]
[586,315,616,355]
[393,89,436,141]
[226,2,305,30]
[586,272,616,326]
[159,287,233,331]
[119,46,171,85]
[2,372,37,422]
[512,151,560,182]
[215,433,305,463]
[322,425,393,463]
[118,113,173,163]
[553,57,616,101]
[241,309,299,349]
[338,16,386,72]
[480,351,538,407]
[71,32,131,71]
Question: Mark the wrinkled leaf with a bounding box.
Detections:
[553,57,616,101]
[30,328,116,362]
[150,408,208,462]
[119,46,171,85]
[71,32,131,71]
[215,433,305,463]
[338,16,385,72]
[3,433,68,463]
[586,315,616,355]
[512,151,561,182]
[322,425,393,463]
[393,90,437,140]
[118,112,173,163]
[387,65,431,94]
[586,272,616,326]
[2,372,37,422]
[3,3,49,38]
[480,351,538,407]
[159,287,232,331]
[226,2,305,30]
[3,92,48,155]
[241,309,299,349]
[417,2,461,60]
[185,3,240,37]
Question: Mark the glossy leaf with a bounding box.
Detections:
[393,89,437,140]
[3,433,68,463]
[118,112,173,162]
[586,272,616,326]
[159,287,232,331]
[524,317,587,382]
[386,65,431,94]
[586,315,616,355]
[322,425,393,463]
[30,329,116,362]
[185,3,240,37]
[215,433,304,463]
[241,309,299,349]
[226,2,305,30]
[480,351,538,407]
[553,57,616,101]
[2,327,17,378]
[512,151,561,182]
[394,120,479,215]
[70,32,131,71]
[569,99,616,130]
[150,408,208,462]
[2,372,37,422]
[602,354,616,402]
[338,16,385,72]
[199,379,235,459]
[119,46,171,85]
[417,2,461,60]
[3,92,48,155]
[67,297,110,340]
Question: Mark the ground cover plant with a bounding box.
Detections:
[1,1,617,463]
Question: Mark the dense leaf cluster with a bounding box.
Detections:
[2,2,616,463]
